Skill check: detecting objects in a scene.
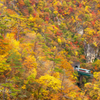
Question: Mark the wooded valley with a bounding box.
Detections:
[0,0,100,100]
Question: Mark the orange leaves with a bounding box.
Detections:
[91,20,95,26]
[6,9,16,15]
[57,54,74,79]
[94,66,97,70]
[80,55,86,60]
[18,0,25,6]
[1,0,100,99]
[0,38,11,55]
[23,55,37,69]
[97,3,100,9]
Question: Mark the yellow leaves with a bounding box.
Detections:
[85,81,100,99]
[6,33,14,39]
[85,28,95,36]
[81,38,85,41]
[30,68,37,78]
[52,25,58,30]
[93,84,99,90]
[82,1,87,6]
[12,40,20,50]
[6,33,20,51]
[94,60,100,71]
[93,42,97,47]
[63,1,67,6]
[38,56,45,60]
[22,85,26,89]
[53,10,58,14]
[0,0,5,2]
[95,20,100,31]
[85,6,89,12]
[50,25,59,33]
[60,22,66,27]
[93,72,100,79]
[75,15,78,20]
[36,33,43,41]
[0,3,3,7]
[47,26,53,31]
[71,16,75,23]
[85,71,100,99]
[94,0,99,3]
[0,53,11,73]
[75,51,78,56]
[42,89,49,96]
[53,1,62,6]
[42,29,45,32]
[29,15,36,22]
[53,46,56,50]
[27,68,37,81]
[37,74,61,90]
[69,91,77,98]
[85,82,92,88]
[57,37,61,44]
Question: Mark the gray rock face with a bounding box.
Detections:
[84,43,99,63]
[76,25,84,35]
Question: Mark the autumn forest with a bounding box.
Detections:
[0,0,100,100]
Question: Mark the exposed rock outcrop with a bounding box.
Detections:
[77,26,99,63]
[84,43,99,63]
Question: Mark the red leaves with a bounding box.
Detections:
[58,9,63,13]
[19,3,23,7]
[91,11,96,16]
[70,42,72,45]
[56,25,59,28]
[55,32,63,36]
[74,41,78,44]
[32,2,35,5]
[69,7,73,12]
[33,13,36,17]
[79,3,82,8]
[91,21,95,26]
[45,16,49,21]
[79,18,82,21]
[91,19,96,26]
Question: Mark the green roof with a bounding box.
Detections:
[78,71,93,76]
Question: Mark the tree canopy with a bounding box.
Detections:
[0,0,100,100]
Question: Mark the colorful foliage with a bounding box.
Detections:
[0,0,100,99]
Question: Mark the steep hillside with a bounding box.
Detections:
[0,0,100,100]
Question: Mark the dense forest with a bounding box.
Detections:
[0,0,100,100]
